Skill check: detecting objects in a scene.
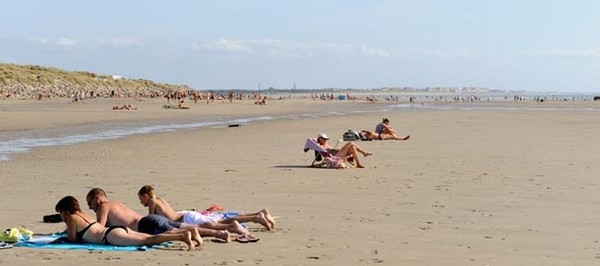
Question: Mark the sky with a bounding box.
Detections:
[1,0,599,93]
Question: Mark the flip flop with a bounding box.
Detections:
[235,235,260,243]
[246,235,260,243]
[235,235,249,243]
[0,242,13,250]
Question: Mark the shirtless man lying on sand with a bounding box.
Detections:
[137,185,276,233]
[86,188,230,244]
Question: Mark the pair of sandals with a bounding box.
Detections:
[235,234,260,243]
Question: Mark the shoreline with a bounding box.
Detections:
[1,98,598,162]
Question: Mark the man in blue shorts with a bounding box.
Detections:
[86,188,230,242]
[138,214,183,235]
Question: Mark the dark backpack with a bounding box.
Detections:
[342,130,360,141]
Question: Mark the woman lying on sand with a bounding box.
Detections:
[54,196,202,250]
[112,104,137,110]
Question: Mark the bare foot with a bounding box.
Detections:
[216,230,231,243]
[231,221,251,236]
[191,228,203,249]
[183,231,195,251]
[363,152,373,157]
[256,212,272,230]
[356,164,365,168]
[261,209,276,229]
[400,135,410,140]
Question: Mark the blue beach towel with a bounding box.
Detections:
[15,233,169,251]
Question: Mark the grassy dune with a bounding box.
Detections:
[0,63,188,99]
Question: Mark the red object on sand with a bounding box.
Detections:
[206,204,224,211]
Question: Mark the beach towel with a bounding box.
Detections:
[303,138,328,154]
[198,211,240,221]
[14,233,169,251]
[177,211,241,225]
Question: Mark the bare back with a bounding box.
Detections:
[149,197,180,221]
[97,201,143,231]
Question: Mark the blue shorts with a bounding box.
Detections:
[138,214,181,235]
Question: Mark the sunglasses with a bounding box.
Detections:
[86,197,94,208]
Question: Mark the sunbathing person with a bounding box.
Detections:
[360,130,386,141]
[374,118,410,140]
[86,188,230,243]
[316,133,372,168]
[137,185,275,232]
[254,96,267,105]
[162,100,190,109]
[177,100,190,109]
[54,196,200,250]
[112,104,137,110]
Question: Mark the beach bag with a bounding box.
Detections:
[0,228,33,243]
[342,130,360,141]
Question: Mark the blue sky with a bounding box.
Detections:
[1,0,599,92]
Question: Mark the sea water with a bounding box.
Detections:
[0,117,272,161]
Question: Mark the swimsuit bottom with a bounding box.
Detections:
[102,225,129,245]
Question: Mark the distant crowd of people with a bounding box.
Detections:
[0,84,280,109]
[2,83,595,103]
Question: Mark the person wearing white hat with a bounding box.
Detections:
[316,133,372,168]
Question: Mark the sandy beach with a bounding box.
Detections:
[1,97,600,265]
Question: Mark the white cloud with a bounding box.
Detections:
[96,38,139,49]
[191,38,391,59]
[361,44,391,58]
[197,39,254,54]
[55,38,80,49]
[28,37,140,50]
